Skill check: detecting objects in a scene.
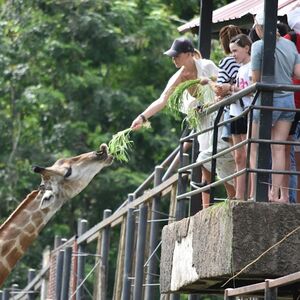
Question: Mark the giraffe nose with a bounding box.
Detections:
[95,144,108,160]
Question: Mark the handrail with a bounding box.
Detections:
[13,266,49,300]
[225,271,300,297]
[176,82,300,200]
[16,81,300,297]
[77,173,179,244]
[181,83,300,143]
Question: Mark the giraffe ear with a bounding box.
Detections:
[32,166,45,173]
[32,165,65,177]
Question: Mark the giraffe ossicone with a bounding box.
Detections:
[0,143,113,287]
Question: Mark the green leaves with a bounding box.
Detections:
[167,79,216,129]
[108,122,151,162]
[108,128,133,162]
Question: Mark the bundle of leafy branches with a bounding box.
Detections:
[167,77,217,129]
[108,122,151,162]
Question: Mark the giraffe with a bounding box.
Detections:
[0,143,113,287]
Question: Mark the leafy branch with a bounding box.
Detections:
[108,122,151,162]
[167,77,216,129]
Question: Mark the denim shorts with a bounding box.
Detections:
[253,94,295,125]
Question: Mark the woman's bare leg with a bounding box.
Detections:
[232,134,247,199]
[270,121,292,202]
[201,167,211,209]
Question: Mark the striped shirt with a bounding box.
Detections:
[217,56,240,84]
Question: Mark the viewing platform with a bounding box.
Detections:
[160,201,300,296]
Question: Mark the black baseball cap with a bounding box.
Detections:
[164,37,195,57]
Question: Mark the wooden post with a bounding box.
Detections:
[76,219,88,300]
[112,218,126,300]
[27,269,36,300]
[41,246,50,300]
[98,209,112,300]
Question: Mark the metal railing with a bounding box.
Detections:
[3,82,300,300]
[224,271,300,299]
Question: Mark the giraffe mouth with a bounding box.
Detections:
[95,144,114,163]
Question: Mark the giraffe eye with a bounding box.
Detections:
[64,167,72,178]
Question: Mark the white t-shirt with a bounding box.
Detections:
[230,62,252,117]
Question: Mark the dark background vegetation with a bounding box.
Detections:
[0,0,234,292]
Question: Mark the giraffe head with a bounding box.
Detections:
[33,143,113,210]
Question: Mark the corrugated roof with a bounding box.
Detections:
[178,0,298,33]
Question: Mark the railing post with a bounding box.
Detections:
[265,280,277,300]
[41,246,50,300]
[99,209,112,300]
[190,136,201,215]
[145,166,163,300]
[61,247,73,300]
[2,289,9,300]
[10,284,18,299]
[210,107,224,204]
[76,219,88,300]
[121,194,136,300]
[255,0,278,201]
[133,203,148,300]
[55,249,64,300]
[176,153,189,220]
[224,289,235,300]
[27,268,36,300]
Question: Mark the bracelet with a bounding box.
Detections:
[139,114,147,123]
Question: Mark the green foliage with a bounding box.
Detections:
[167,79,216,129]
[0,0,180,289]
[0,0,232,292]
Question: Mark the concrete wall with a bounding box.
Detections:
[160,201,300,294]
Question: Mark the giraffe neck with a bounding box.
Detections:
[0,190,51,287]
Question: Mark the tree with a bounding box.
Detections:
[0,0,180,288]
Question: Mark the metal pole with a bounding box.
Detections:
[76,219,88,300]
[2,289,9,300]
[145,166,163,300]
[176,153,189,220]
[198,0,213,58]
[255,0,278,201]
[0,290,2,300]
[61,247,73,300]
[27,269,36,300]
[55,250,64,300]
[54,235,62,249]
[121,194,136,300]
[170,293,180,300]
[265,280,277,300]
[100,209,112,300]
[210,107,224,204]
[133,204,148,300]
[190,136,201,215]
[10,284,18,299]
